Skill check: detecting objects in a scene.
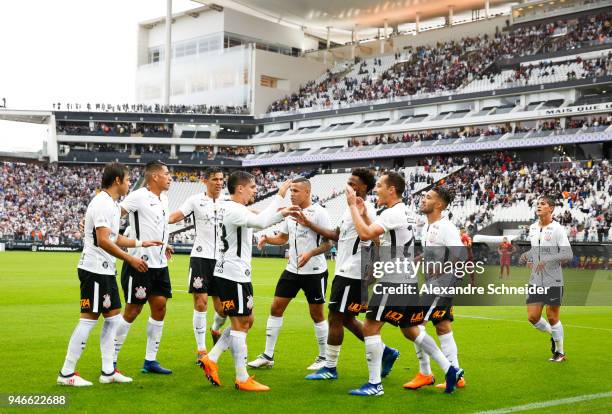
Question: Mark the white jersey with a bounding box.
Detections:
[78,191,121,275]
[120,187,169,269]
[421,216,464,292]
[374,202,417,283]
[527,220,573,287]
[179,194,224,260]
[336,201,377,280]
[214,196,284,283]
[279,203,330,274]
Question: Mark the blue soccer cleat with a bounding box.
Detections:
[305,366,338,380]
[141,360,172,375]
[444,366,464,394]
[381,346,400,378]
[349,382,384,396]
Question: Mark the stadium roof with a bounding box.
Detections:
[194,0,515,34]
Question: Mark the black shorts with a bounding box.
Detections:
[78,268,122,313]
[421,295,455,325]
[121,263,172,305]
[526,285,563,306]
[365,283,421,328]
[328,275,367,315]
[274,270,328,304]
[213,276,254,317]
[188,257,218,295]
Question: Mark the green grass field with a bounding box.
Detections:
[1,251,612,413]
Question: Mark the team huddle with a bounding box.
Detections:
[57,161,571,396]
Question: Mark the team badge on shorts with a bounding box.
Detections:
[193,276,203,289]
[102,294,111,309]
[246,295,254,310]
[135,286,147,300]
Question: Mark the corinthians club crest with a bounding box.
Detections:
[135,286,147,300]
[246,295,254,310]
[192,276,203,289]
[102,294,111,309]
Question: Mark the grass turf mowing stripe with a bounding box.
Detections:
[457,314,612,332]
[474,390,612,414]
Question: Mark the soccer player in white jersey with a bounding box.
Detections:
[248,177,332,371]
[405,186,466,390]
[113,161,174,375]
[299,169,400,381]
[346,172,463,396]
[57,163,162,386]
[520,195,573,362]
[199,172,297,392]
[168,167,228,363]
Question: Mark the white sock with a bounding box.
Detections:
[208,328,231,362]
[100,314,121,374]
[193,310,207,351]
[532,317,552,334]
[413,325,431,375]
[415,331,450,373]
[113,317,132,363]
[365,335,384,384]
[325,344,341,368]
[551,321,564,354]
[211,311,227,331]
[230,330,249,382]
[145,317,164,362]
[314,321,328,358]
[61,318,97,376]
[264,316,283,358]
[438,331,459,368]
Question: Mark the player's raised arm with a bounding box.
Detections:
[168,210,185,224]
[346,185,384,241]
[259,232,289,247]
[292,209,340,241]
[245,180,297,229]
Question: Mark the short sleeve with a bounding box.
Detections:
[374,208,401,232]
[179,196,195,217]
[93,199,115,229]
[120,190,141,213]
[279,218,289,235]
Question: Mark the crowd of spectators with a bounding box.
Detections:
[0,162,140,244]
[267,11,612,114]
[52,103,249,115]
[58,122,173,138]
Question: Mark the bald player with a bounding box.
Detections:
[248,177,333,371]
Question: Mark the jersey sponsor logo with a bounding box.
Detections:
[246,295,254,310]
[431,310,446,319]
[384,310,404,323]
[102,294,111,309]
[102,261,109,269]
[245,269,251,277]
[410,311,424,324]
[135,286,147,300]
[192,276,203,289]
[80,298,90,309]
[347,302,365,313]
[141,255,149,261]
[221,300,235,311]
[196,246,202,252]
[544,232,552,241]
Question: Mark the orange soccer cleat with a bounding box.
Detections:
[199,355,221,386]
[403,372,435,389]
[435,377,466,389]
[235,376,270,392]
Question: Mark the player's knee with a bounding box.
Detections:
[546,315,559,325]
[435,323,451,336]
[527,314,540,324]
[193,295,207,312]
[309,307,324,322]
